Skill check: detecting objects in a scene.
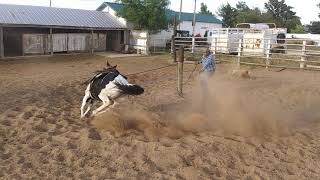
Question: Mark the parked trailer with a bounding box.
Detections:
[208,28,244,54]
[209,23,287,55]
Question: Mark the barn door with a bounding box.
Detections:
[68,33,90,52]
[106,31,121,51]
[23,34,45,55]
[106,31,113,51]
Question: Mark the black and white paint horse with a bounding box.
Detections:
[81,61,144,118]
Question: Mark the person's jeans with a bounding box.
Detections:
[200,70,214,94]
[199,70,214,113]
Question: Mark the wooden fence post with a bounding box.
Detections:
[177,46,184,95]
[266,39,271,68]
[0,27,4,58]
[300,40,306,69]
[237,38,242,68]
[91,29,94,54]
[50,28,53,56]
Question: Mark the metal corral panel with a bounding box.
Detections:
[0,4,126,30]
[23,34,46,55]
[93,33,107,51]
[68,33,90,51]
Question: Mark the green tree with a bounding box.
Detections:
[307,3,320,34]
[199,2,213,15]
[237,7,265,24]
[235,2,269,25]
[318,3,320,18]
[291,24,305,33]
[217,3,238,27]
[308,21,320,34]
[236,1,250,12]
[116,0,170,32]
[264,0,301,32]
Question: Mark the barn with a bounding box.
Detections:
[96,2,222,37]
[0,4,128,58]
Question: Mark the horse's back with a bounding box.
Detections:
[89,72,119,100]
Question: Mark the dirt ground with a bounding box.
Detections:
[0,54,320,179]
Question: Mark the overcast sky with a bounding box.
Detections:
[0,0,318,24]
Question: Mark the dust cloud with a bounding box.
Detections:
[91,69,320,140]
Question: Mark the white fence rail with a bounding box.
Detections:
[173,36,320,70]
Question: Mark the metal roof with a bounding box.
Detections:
[0,4,126,29]
[98,2,222,24]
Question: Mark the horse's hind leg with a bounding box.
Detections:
[92,96,113,117]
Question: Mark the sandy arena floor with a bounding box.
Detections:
[0,54,320,179]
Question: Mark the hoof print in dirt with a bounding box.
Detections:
[88,128,102,140]
[22,111,33,120]
[1,120,11,126]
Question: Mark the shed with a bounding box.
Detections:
[0,3,128,57]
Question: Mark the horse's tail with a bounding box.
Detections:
[115,83,144,95]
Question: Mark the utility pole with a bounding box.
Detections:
[192,0,196,36]
[179,0,182,30]
[191,0,196,53]
[50,0,52,7]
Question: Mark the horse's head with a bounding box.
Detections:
[105,60,117,70]
[100,60,119,73]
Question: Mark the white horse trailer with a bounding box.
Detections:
[242,28,287,55]
[209,28,244,54]
[209,23,287,55]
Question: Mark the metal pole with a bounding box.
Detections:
[266,39,271,68]
[192,0,196,37]
[179,0,182,30]
[214,37,217,55]
[190,0,196,54]
[173,15,177,36]
[146,32,150,55]
[50,0,52,7]
[237,38,242,68]
[191,37,195,53]
[171,35,176,62]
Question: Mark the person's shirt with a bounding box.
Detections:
[200,53,215,72]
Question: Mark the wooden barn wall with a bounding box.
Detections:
[4,27,48,57]
[22,32,109,55]
[93,33,107,51]
[51,34,68,52]
[67,33,91,52]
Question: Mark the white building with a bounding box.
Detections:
[97,2,222,47]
